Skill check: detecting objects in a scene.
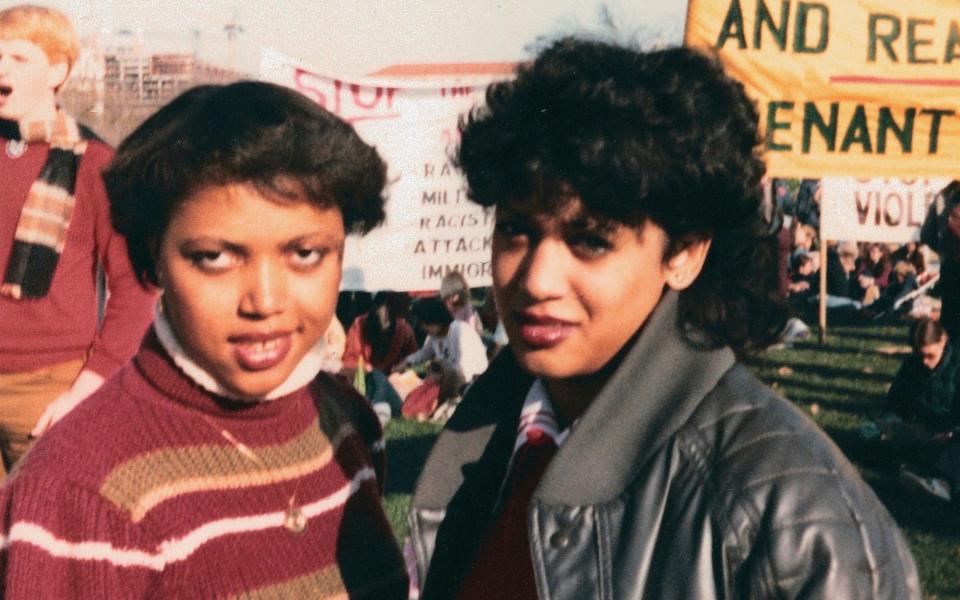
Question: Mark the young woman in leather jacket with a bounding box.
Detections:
[408,38,920,599]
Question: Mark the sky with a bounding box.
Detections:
[5,0,689,76]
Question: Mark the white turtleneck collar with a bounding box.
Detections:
[153,307,330,402]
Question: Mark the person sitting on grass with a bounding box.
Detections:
[394,297,489,421]
[787,251,817,309]
[0,81,407,598]
[439,270,483,335]
[857,242,892,305]
[861,260,920,322]
[342,291,419,419]
[883,318,960,502]
[396,296,488,385]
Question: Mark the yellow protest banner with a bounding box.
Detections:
[685,0,960,179]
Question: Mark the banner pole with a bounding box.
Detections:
[819,241,828,345]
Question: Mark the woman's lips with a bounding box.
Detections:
[229,332,293,371]
[514,313,576,349]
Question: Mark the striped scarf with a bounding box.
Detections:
[1,112,88,299]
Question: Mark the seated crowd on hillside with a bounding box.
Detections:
[778,179,943,340]
[333,271,498,424]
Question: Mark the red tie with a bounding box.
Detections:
[456,429,559,600]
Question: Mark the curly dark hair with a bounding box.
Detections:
[457,37,786,351]
[105,80,388,287]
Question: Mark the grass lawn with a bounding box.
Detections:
[383,322,960,599]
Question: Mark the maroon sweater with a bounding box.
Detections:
[0,133,156,376]
[0,334,407,598]
[342,315,419,372]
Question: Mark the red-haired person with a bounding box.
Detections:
[0,5,156,478]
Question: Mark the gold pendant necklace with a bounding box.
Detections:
[200,414,307,534]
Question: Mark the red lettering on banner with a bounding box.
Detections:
[855,191,872,225]
[350,84,382,109]
[883,193,903,226]
[292,68,399,123]
[441,87,473,97]
[851,188,934,229]
[294,68,341,112]
[442,128,461,149]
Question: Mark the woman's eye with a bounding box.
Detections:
[570,234,613,258]
[494,220,528,238]
[290,247,325,268]
[190,251,235,271]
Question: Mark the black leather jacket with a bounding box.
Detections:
[409,292,920,599]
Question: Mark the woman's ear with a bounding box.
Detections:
[665,237,712,291]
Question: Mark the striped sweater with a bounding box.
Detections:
[0,334,407,598]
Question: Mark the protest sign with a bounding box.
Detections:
[821,177,951,243]
[260,48,506,292]
[685,0,960,179]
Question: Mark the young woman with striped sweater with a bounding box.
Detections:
[0,81,407,599]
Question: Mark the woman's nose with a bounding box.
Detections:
[238,259,288,318]
[519,238,570,301]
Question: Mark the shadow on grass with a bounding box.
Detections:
[785,394,883,418]
[767,344,910,359]
[746,356,895,383]
[821,328,910,345]
[770,379,885,407]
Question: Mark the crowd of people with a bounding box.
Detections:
[778,181,946,341]
[335,278,494,425]
[0,3,947,598]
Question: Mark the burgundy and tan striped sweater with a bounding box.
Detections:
[0,334,407,598]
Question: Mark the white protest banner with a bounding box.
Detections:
[260,48,508,292]
[820,177,951,243]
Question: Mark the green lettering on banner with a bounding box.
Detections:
[946,21,960,62]
[908,18,937,64]
[802,101,838,152]
[868,14,900,62]
[717,0,748,49]
[754,0,789,50]
[766,101,794,150]
[794,3,829,53]
[877,107,915,154]
[840,105,872,153]
[922,108,956,153]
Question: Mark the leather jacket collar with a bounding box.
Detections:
[411,290,735,510]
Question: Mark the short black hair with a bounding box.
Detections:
[413,297,454,328]
[457,37,786,351]
[911,317,946,352]
[106,80,388,286]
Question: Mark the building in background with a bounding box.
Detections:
[60,30,243,145]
